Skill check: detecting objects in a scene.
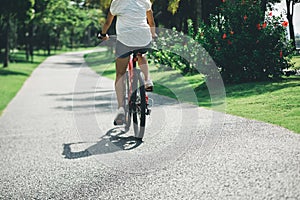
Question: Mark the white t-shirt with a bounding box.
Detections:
[110,0,152,47]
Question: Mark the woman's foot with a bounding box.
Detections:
[113,107,125,125]
[145,79,153,92]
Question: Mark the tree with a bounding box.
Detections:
[154,0,280,33]
[152,0,202,33]
[149,0,294,83]
[286,0,300,50]
[23,0,49,61]
[0,0,34,67]
[197,0,293,83]
[0,0,103,65]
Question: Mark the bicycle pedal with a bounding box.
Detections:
[146,108,151,115]
[145,86,153,92]
[113,119,124,126]
[147,98,154,108]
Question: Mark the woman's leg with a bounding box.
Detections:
[138,53,153,91]
[137,54,149,81]
[115,56,129,108]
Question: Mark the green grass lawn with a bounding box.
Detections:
[85,50,300,134]
[225,77,300,133]
[292,55,300,70]
[0,48,92,115]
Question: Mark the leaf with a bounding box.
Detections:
[168,0,181,14]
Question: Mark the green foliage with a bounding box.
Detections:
[33,0,102,50]
[292,55,300,70]
[148,28,209,76]
[195,0,294,83]
[167,0,181,14]
[149,1,295,83]
[0,0,35,66]
[98,0,112,11]
[0,0,34,20]
[152,0,204,33]
[0,0,104,65]
[153,0,281,33]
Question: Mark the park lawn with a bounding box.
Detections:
[292,55,300,70]
[0,48,92,115]
[225,77,300,133]
[85,50,300,134]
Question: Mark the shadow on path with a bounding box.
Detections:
[62,128,143,159]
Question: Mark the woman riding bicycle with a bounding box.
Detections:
[98,0,156,124]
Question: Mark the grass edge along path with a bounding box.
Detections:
[0,48,92,115]
[85,50,300,134]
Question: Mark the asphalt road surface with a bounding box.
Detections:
[0,50,300,199]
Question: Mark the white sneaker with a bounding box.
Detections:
[145,79,153,92]
[114,107,125,125]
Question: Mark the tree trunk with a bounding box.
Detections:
[87,27,91,47]
[3,15,10,68]
[288,18,296,50]
[47,34,51,56]
[55,31,60,51]
[25,23,29,62]
[288,22,296,50]
[195,0,202,31]
[25,24,33,62]
[286,0,296,50]
[26,43,30,61]
[70,29,74,49]
[261,0,267,14]
[29,23,34,63]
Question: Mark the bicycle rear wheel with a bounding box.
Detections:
[132,69,146,139]
[124,71,131,131]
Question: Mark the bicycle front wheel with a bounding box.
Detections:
[131,69,146,139]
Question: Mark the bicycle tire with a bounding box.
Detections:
[124,71,131,131]
[132,69,146,139]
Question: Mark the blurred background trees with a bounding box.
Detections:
[0,0,298,83]
[0,0,34,67]
[0,0,102,67]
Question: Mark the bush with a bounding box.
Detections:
[149,28,195,75]
[149,0,294,83]
[195,0,294,83]
[149,27,213,77]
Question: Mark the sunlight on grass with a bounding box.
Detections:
[84,50,116,79]
[85,51,300,134]
[85,50,207,106]
[225,78,300,133]
[292,55,300,70]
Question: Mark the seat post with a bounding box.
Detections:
[132,53,138,68]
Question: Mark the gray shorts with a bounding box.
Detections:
[115,40,151,58]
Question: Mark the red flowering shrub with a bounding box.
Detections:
[195,0,294,83]
[148,0,294,83]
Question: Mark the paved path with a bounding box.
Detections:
[0,51,300,199]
